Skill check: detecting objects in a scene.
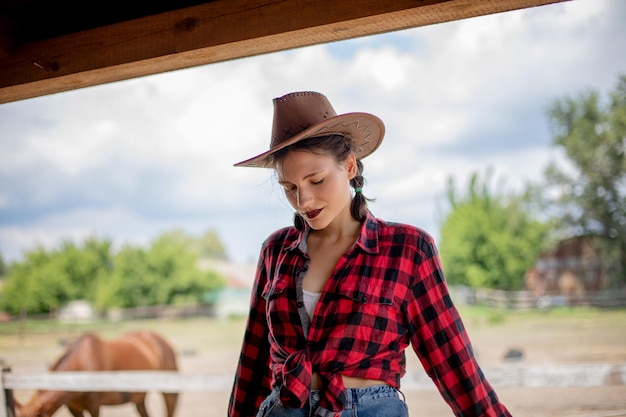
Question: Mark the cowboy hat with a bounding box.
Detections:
[234,91,385,168]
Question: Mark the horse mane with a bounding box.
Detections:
[48,333,97,371]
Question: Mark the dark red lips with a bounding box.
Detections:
[305,209,322,219]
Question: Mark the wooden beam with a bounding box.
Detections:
[0,13,13,58]
[0,0,568,104]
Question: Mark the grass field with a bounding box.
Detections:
[2,306,626,416]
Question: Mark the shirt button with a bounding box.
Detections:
[297,301,304,308]
[361,295,367,302]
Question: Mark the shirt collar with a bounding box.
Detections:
[355,211,380,254]
[284,226,307,253]
[285,211,380,255]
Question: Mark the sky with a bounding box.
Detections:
[0,0,625,266]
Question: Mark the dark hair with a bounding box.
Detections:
[270,135,373,230]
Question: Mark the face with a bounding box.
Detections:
[276,150,356,230]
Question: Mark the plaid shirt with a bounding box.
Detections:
[228,212,510,417]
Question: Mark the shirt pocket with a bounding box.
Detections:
[262,275,289,302]
[329,278,405,358]
[334,276,395,308]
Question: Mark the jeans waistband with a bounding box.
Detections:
[310,384,399,408]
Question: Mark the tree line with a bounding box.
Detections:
[0,229,227,316]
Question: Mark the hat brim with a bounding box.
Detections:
[234,112,385,168]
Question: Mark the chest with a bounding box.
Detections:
[303,236,356,293]
[262,252,408,350]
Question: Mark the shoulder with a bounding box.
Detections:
[375,216,435,243]
[251,226,300,280]
[259,226,299,254]
[372,216,439,256]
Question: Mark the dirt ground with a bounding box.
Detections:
[2,308,626,417]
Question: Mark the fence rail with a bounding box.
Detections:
[3,364,626,416]
[451,286,626,310]
[1,370,231,392]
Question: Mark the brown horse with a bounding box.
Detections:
[15,330,178,417]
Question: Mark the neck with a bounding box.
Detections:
[311,214,360,242]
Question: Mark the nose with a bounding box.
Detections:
[295,187,312,208]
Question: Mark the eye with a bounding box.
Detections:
[312,179,324,185]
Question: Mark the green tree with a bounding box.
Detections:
[545,74,626,286]
[96,245,154,308]
[0,248,55,315]
[196,229,228,260]
[0,252,7,278]
[0,238,112,315]
[439,169,549,290]
[157,228,228,259]
[147,233,224,305]
[96,231,225,309]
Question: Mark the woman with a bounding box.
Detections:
[229,91,511,417]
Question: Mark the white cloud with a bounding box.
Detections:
[0,0,624,264]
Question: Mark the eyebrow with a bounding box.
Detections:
[278,170,324,185]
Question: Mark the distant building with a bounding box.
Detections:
[198,259,255,318]
[58,300,96,322]
[525,235,609,297]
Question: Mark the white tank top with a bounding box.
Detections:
[302,289,322,319]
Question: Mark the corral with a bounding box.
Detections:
[2,307,626,417]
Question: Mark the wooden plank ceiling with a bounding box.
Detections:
[0,0,568,104]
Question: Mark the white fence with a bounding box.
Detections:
[450,286,626,310]
[3,364,626,416]
[0,369,231,417]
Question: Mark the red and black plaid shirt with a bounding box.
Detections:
[228,212,510,417]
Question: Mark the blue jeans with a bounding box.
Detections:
[256,385,408,417]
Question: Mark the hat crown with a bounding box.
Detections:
[234,90,384,168]
[271,92,337,148]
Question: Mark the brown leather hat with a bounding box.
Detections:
[234,91,385,168]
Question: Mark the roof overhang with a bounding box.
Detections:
[0,0,569,104]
